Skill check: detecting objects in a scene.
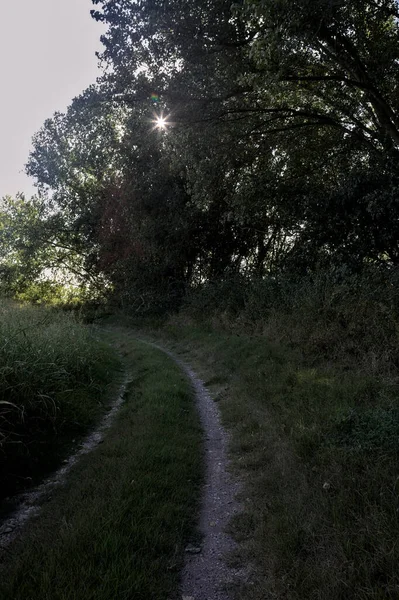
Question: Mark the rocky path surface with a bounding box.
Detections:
[147,340,247,600]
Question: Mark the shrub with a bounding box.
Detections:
[182,266,399,375]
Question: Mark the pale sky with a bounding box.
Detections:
[0,0,105,198]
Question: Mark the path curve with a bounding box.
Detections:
[0,329,247,599]
[147,340,246,600]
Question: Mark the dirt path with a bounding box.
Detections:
[1,330,247,598]
[147,341,247,600]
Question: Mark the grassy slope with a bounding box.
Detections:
[0,329,203,600]
[146,320,399,600]
[0,304,120,501]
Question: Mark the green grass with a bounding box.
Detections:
[145,320,399,600]
[0,328,203,600]
[0,302,120,501]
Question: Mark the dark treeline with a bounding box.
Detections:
[2,0,399,312]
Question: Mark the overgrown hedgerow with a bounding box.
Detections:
[183,266,399,375]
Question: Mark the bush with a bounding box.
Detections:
[183,274,249,320]
[182,266,399,375]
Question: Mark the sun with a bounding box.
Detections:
[156,116,167,129]
[151,112,170,131]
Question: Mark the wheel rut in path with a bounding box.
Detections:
[0,374,131,552]
[145,339,247,600]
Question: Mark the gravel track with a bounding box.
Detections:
[147,340,247,600]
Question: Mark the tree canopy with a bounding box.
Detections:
[3,0,399,309]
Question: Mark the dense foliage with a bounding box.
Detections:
[2,0,399,309]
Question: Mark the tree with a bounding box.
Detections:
[239,0,399,152]
[13,0,399,312]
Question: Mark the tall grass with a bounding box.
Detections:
[183,266,399,375]
[0,301,119,500]
[155,322,399,599]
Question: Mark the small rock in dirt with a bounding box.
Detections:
[185,544,202,554]
[23,496,36,506]
[2,527,14,534]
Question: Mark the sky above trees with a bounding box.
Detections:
[0,0,103,199]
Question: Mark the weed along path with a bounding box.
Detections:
[0,326,246,599]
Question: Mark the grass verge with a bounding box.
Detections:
[0,327,203,600]
[141,319,399,600]
[0,302,120,502]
